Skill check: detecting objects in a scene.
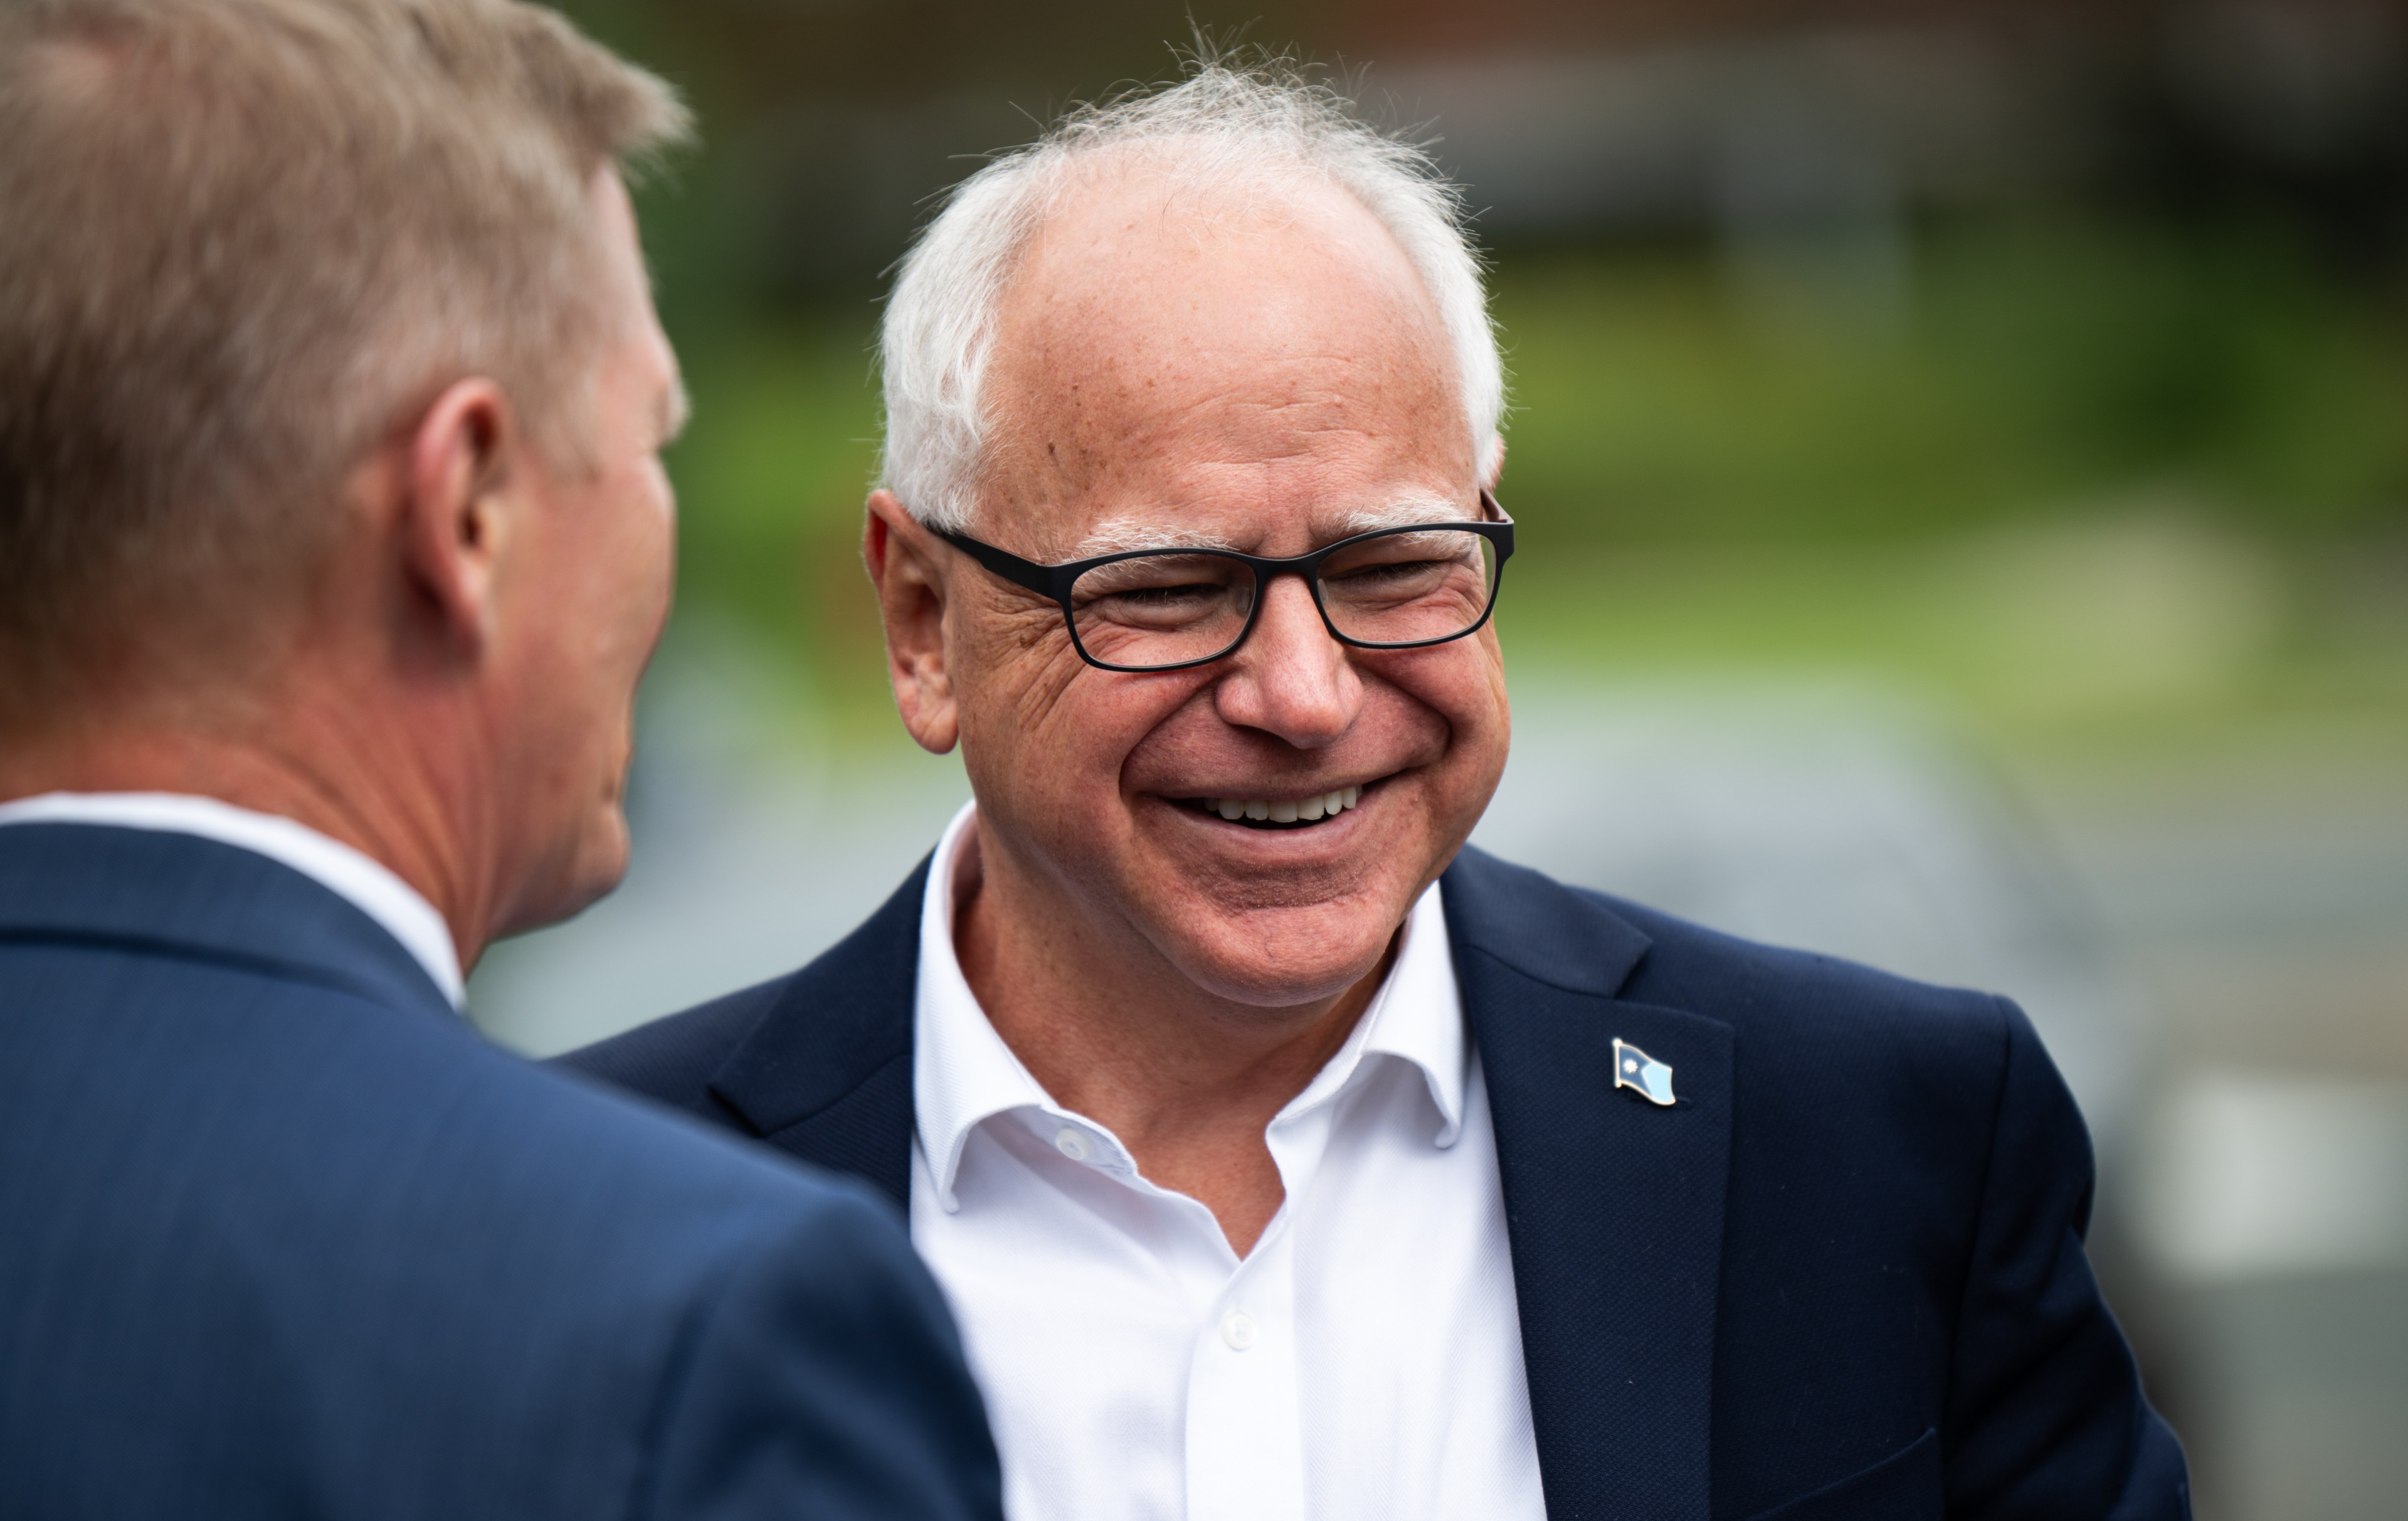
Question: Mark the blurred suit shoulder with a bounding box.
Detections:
[0,825,998,1521]
[557,856,929,1143]
[558,970,794,1127]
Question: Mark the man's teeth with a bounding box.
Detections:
[1210,786,1361,823]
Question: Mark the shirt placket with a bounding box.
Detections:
[1178,1206,1297,1521]
[1181,1087,1345,1521]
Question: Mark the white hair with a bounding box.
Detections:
[876,60,1506,532]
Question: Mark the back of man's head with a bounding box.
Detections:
[0,0,686,717]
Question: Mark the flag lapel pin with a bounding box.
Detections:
[1613,1038,1676,1106]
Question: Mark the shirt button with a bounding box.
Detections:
[1053,1127,1091,1162]
[1220,1311,1258,1351]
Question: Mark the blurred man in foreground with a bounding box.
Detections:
[0,2,1000,1516]
[570,64,2189,1521]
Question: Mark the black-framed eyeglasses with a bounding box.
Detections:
[934,489,1514,674]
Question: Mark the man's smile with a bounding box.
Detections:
[1175,780,1375,830]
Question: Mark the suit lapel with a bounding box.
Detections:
[1445,848,1735,1521]
[706,860,928,1210]
[688,840,1736,1515]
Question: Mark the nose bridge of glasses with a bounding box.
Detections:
[1256,560,1331,625]
[1227,563,1355,686]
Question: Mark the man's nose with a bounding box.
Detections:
[1212,574,1361,748]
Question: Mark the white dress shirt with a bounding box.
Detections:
[909,802,1546,1521]
[0,790,465,1007]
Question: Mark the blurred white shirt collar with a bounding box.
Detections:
[0,791,465,1009]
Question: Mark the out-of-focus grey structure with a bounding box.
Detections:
[714,1,2408,315]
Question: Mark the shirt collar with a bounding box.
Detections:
[1325,871,1467,1147]
[0,791,466,1009]
[911,800,1466,1212]
[913,802,1059,1211]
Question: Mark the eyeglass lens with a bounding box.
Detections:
[1066,529,1501,670]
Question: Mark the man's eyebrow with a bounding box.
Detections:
[1062,517,1240,558]
[1335,495,1472,535]
[1057,495,1475,559]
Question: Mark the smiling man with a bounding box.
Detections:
[568,64,2189,1521]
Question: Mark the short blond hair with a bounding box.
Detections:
[0,0,689,701]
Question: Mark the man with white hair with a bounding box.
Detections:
[571,63,2189,1521]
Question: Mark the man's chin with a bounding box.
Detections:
[494,813,631,943]
[1145,907,1404,1012]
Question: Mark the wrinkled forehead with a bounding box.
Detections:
[978,157,1477,559]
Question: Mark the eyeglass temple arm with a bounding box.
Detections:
[933,527,1063,598]
[1477,489,1516,561]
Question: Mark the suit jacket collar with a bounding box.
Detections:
[1444,845,1735,1521]
[707,858,929,1208]
[0,821,455,1019]
[706,846,1735,1521]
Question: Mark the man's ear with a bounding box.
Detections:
[863,489,960,755]
[399,377,522,655]
[1481,435,1507,493]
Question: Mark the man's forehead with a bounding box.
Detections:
[1006,170,1425,340]
[983,166,1475,558]
[993,169,1450,409]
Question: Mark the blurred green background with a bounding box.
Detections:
[555,0,2408,763]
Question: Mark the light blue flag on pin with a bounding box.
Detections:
[1613,1038,1676,1106]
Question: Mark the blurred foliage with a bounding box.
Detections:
[1496,218,2408,543]
[657,216,2408,739]
[550,0,2408,748]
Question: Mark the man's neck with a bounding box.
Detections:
[952,822,1396,1256]
[0,712,485,967]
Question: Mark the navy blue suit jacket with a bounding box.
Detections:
[563,846,2190,1521]
[0,823,1003,1521]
